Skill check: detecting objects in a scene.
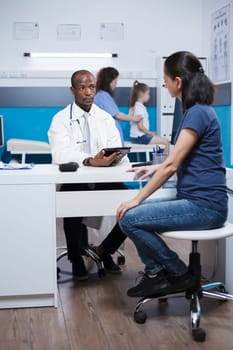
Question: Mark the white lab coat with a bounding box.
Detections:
[48,102,129,166]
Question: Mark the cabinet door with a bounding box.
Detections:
[0,184,56,297]
[226,176,233,293]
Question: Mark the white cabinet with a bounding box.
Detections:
[0,183,57,308]
[157,57,175,141]
[225,169,233,293]
[198,168,233,293]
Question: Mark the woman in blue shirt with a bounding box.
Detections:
[94,67,142,144]
[116,51,228,298]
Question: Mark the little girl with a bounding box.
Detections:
[129,80,169,152]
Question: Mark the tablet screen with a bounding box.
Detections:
[102,147,131,165]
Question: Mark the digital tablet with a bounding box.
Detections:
[102,147,131,165]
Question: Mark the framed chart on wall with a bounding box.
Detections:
[211,4,230,83]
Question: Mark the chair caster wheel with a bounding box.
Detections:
[98,268,106,278]
[192,328,206,342]
[134,310,147,324]
[117,256,125,265]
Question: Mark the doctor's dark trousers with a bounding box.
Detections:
[60,183,127,263]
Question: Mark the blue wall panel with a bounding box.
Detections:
[0,83,230,166]
[0,105,157,161]
[0,107,62,160]
[0,105,230,166]
[214,105,231,168]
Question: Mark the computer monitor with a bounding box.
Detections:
[170,99,183,145]
[0,116,4,147]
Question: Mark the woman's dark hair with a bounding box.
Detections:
[130,80,149,107]
[96,67,119,96]
[164,51,215,111]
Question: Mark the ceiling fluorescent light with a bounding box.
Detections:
[24,52,118,58]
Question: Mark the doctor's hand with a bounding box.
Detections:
[127,164,159,180]
[89,149,120,167]
[116,198,140,221]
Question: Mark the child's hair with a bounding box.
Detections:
[96,67,119,96]
[164,51,215,111]
[129,80,149,107]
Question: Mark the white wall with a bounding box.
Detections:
[0,0,205,86]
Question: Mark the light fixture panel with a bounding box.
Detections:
[24,52,118,58]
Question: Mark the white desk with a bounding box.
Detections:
[0,164,176,309]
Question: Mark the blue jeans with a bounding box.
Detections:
[119,198,227,276]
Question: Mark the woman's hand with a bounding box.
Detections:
[127,164,159,180]
[116,198,140,220]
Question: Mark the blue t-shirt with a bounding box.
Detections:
[174,104,228,214]
[94,90,124,144]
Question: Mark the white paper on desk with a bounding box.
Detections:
[0,162,34,170]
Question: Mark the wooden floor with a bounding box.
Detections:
[1,219,233,350]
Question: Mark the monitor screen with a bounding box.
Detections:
[0,116,4,147]
[170,99,183,145]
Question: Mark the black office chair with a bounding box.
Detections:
[57,243,104,279]
[133,222,233,342]
[57,243,125,280]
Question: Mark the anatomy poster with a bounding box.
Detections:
[211,4,230,82]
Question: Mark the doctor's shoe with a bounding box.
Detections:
[90,246,122,274]
[102,252,122,274]
[72,257,88,281]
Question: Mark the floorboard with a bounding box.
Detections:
[0,218,233,350]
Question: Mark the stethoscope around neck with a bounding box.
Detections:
[69,102,87,145]
[69,102,79,125]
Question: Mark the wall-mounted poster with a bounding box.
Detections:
[100,23,124,40]
[211,4,230,83]
[14,22,39,40]
[57,24,81,41]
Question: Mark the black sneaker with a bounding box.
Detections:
[140,270,197,297]
[90,246,122,274]
[72,256,88,281]
[166,271,197,293]
[127,270,167,297]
